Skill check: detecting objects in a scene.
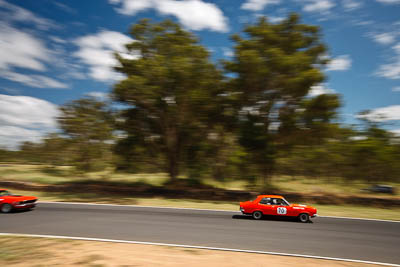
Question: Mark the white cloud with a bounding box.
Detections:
[372,33,396,45]
[357,105,400,122]
[308,84,335,97]
[62,69,86,80]
[0,24,50,72]
[395,43,400,53]
[327,55,352,71]
[109,0,228,32]
[376,43,400,79]
[303,0,335,13]
[73,30,134,82]
[377,62,400,79]
[0,87,21,95]
[222,47,233,57]
[0,125,41,138]
[342,0,362,11]
[354,20,374,26]
[109,0,152,14]
[268,16,285,23]
[0,126,43,144]
[376,0,400,4]
[53,2,76,14]
[0,2,81,89]
[0,71,68,89]
[241,0,281,11]
[0,0,56,30]
[392,86,400,92]
[50,36,67,44]
[157,0,228,32]
[0,24,68,88]
[0,94,60,149]
[0,94,59,128]
[86,91,109,100]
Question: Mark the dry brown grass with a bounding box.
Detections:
[0,236,382,267]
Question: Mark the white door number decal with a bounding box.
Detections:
[277,207,287,215]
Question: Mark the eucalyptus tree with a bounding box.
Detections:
[58,97,114,171]
[112,19,223,181]
[226,13,340,184]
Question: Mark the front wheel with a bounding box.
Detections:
[1,204,13,213]
[298,213,310,223]
[252,211,263,220]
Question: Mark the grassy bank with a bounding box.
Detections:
[1,164,399,221]
[1,164,399,197]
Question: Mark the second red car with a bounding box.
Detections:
[0,189,38,213]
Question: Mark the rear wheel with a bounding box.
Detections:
[252,211,263,220]
[1,204,13,213]
[298,213,309,223]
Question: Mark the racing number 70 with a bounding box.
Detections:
[277,207,287,215]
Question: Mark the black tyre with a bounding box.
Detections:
[1,204,13,213]
[252,211,263,220]
[298,213,310,223]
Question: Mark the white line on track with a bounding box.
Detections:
[39,201,235,212]
[39,201,400,223]
[0,233,398,267]
[318,215,400,223]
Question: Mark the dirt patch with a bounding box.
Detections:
[1,179,399,207]
[0,236,382,267]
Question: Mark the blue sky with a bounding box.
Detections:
[0,0,399,148]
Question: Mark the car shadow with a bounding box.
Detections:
[232,214,313,223]
[0,209,34,215]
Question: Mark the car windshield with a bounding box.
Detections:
[0,190,11,196]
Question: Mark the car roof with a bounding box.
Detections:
[258,195,284,199]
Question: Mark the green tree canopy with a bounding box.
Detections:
[113,19,223,180]
[225,13,341,183]
[58,97,114,171]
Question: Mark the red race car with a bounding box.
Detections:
[0,189,38,213]
[240,195,317,222]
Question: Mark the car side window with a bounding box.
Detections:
[259,198,271,205]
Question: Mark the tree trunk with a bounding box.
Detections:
[261,161,273,189]
[166,126,180,182]
[168,151,179,181]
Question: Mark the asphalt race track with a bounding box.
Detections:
[1,202,399,265]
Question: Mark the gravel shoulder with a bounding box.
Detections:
[0,236,383,267]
